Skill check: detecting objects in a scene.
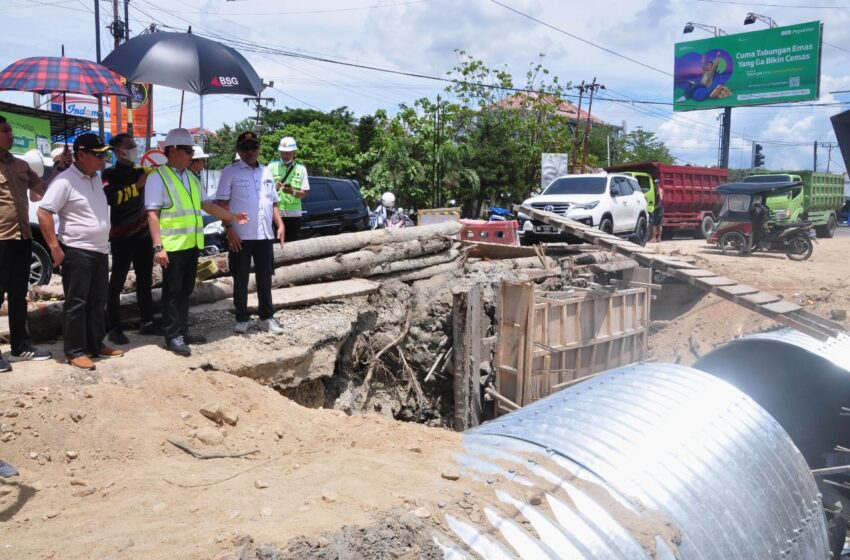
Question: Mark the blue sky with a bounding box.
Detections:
[2,0,849,173]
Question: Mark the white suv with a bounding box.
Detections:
[518,173,649,246]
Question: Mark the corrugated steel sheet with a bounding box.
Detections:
[439,362,829,559]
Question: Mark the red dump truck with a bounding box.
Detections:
[604,162,729,238]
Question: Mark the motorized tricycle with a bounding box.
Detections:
[708,181,816,261]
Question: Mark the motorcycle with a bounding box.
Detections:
[709,181,816,261]
[488,206,515,221]
[369,207,414,229]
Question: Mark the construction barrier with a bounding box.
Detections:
[417,207,461,227]
[459,219,519,246]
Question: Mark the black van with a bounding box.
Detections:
[300,177,370,237]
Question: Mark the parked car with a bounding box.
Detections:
[517,173,649,245]
[201,176,370,252]
[25,160,56,286]
[300,177,370,238]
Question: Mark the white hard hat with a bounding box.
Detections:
[163,128,196,147]
[381,192,396,208]
[278,136,298,152]
[50,146,65,162]
[20,149,44,177]
[192,146,209,160]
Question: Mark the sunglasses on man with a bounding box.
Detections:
[238,143,259,152]
[84,150,111,159]
[175,145,195,155]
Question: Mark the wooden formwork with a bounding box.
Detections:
[495,280,649,413]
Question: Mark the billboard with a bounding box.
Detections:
[0,110,52,155]
[110,81,153,136]
[50,94,111,121]
[674,21,822,111]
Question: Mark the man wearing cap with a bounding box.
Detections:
[265,136,309,242]
[0,115,66,372]
[37,133,124,370]
[215,131,285,335]
[145,128,249,356]
[102,133,158,345]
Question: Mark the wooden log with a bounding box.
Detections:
[391,260,463,282]
[466,256,558,271]
[192,236,453,302]
[272,221,461,266]
[365,249,459,277]
[452,284,483,431]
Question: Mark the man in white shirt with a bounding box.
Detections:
[215,131,285,334]
[37,134,125,370]
[145,128,248,356]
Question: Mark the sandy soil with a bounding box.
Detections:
[648,235,850,365]
[0,337,463,560]
[1,234,847,559]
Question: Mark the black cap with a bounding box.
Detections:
[236,131,259,147]
[73,133,111,154]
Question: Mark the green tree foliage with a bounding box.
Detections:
[613,127,675,165]
[206,57,674,214]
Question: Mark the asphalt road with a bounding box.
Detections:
[835,226,850,238]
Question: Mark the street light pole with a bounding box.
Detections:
[94,0,105,141]
[683,22,730,168]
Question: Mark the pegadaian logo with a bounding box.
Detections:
[210,76,240,87]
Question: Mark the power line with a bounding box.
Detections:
[148,0,430,17]
[696,0,849,8]
[486,0,672,77]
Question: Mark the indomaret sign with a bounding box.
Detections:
[674,21,822,111]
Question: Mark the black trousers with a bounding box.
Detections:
[229,239,275,322]
[161,248,199,342]
[107,233,154,329]
[61,246,109,357]
[282,216,301,242]
[0,239,32,354]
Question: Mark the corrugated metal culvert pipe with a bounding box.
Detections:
[695,329,850,558]
[435,362,829,559]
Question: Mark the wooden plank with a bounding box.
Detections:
[742,292,781,305]
[717,284,760,296]
[694,276,737,287]
[675,269,719,278]
[647,257,698,269]
[761,300,802,314]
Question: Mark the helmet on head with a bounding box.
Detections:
[381,192,396,208]
[278,136,298,152]
[20,149,44,177]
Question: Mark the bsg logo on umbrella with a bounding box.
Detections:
[210,76,240,87]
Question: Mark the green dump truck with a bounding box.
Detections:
[742,171,844,238]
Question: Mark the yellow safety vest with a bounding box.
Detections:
[157,166,204,252]
[269,161,307,212]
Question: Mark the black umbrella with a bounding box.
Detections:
[102,31,263,97]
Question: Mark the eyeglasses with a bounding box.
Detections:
[85,150,111,159]
[239,144,259,152]
[176,145,195,155]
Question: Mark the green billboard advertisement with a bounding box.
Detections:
[674,21,822,111]
[0,110,52,155]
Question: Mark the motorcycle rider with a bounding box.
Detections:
[750,196,770,250]
[373,192,396,226]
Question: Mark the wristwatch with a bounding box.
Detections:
[153,244,163,252]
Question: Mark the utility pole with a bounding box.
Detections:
[94,0,105,141]
[814,141,818,171]
[242,80,275,132]
[570,81,585,172]
[580,78,605,170]
[111,0,123,133]
[822,142,838,173]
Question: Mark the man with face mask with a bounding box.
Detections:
[102,133,158,345]
[265,136,309,242]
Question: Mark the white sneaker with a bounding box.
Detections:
[233,321,250,334]
[259,318,284,334]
